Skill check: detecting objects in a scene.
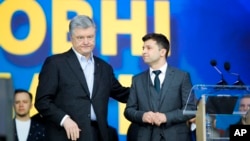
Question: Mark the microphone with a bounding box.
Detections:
[210,60,228,85]
[224,62,245,85]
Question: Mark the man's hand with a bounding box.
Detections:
[189,117,196,124]
[153,112,167,126]
[142,111,155,125]
[142,111,167,126]
[63,117,81,140]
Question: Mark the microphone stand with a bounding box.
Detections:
[217,79,228,85]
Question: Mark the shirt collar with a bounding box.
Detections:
[150,62,168,75]
[72,47,94,62]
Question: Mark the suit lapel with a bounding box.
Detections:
[27,120,34,141]
[159,66,175,108]
[65,49,90,97]
[91,56,101,99]
[144,70,156,111]
[13,120,18,141]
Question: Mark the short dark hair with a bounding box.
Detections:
[14,89,33,101]
[240,94,250,100]
[142,33,170,57]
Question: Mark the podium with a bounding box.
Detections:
[183,84,250,141]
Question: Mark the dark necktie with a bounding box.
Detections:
[153,70,161,93]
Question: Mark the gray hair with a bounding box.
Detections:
[69,15,96,36]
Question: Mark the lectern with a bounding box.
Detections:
[183,84,250,141]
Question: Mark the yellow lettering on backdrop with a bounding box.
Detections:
[0,0,46,55]
[155,1,171,56]
[29,73,39,116]
[52,0,93,54]
[118,74,132,134]
[102,1,146,56]
[0,73,11,79]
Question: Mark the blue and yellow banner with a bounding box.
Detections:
[1,0,250,140]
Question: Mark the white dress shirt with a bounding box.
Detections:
[150,63,168,88]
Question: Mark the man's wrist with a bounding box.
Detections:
[60,115,70,126]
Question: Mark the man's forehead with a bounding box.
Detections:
[240,98,250,104]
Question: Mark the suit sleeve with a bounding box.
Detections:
[109,68,130,103]
[124,77,145,123]
[165,72,196,124]
[35,57,67,126]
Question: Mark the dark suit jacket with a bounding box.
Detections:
[14,116,46,141]
[35,49,129,141]
[124,66,196,141]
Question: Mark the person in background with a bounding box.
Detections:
[236,95,250,125]
[217,94,250,138]
[124,33,196,141]
[13,89,45,141]
[35,15,129,141]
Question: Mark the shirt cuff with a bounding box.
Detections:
[60,115,69,126]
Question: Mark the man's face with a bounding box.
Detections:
[14,92,32,117]
[71,27,96,58]
[142,39,166,66]
[239,97,250,112]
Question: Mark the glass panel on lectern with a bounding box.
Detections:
[183,84,250,141]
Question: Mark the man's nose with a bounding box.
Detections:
[243,106,249,111]
[19,102,24,106]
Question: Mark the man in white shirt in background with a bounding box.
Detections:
[13,89,45,141]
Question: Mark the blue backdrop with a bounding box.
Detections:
[1,0,250,140]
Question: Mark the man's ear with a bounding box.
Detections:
[245,109,250,124]
[160,48,167,57]
[30,103,33,109]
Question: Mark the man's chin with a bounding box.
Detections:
[16,113,28,117]
[143,59,150,63]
